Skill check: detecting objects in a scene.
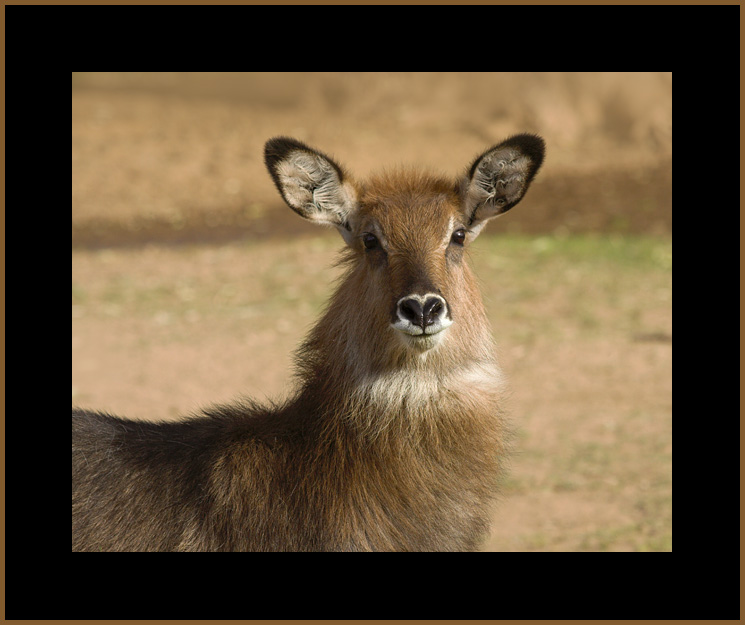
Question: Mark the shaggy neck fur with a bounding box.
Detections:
[293,256,506,444]
[281,261,509,550]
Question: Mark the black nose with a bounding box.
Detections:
[398,296,444,329]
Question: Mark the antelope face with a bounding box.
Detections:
[352,172,465,352]
[264,135,545,353]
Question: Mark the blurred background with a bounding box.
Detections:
[72,72,672,551]
[72,71,671,245]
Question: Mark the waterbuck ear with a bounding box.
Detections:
[462,133,545,236]
[264,137,358,241]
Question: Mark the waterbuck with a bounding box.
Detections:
[72,134,545,551]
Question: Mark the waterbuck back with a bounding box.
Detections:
[72,134,545,551]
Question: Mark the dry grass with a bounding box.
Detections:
[72,233,672,551]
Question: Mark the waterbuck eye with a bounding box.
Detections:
[451,228,466,246]
[362,233,380,250]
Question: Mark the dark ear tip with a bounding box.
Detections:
[502,133,546,169]
[264,137,347,185]
[468,133,546,181]
[264,136,311,169]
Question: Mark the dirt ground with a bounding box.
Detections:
[72,73,672,551]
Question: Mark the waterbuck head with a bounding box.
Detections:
[264,135,544,359]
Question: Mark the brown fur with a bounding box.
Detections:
[72,134,544,551]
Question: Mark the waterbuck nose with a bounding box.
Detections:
[399,297,442,328]
[395,293,452,335]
